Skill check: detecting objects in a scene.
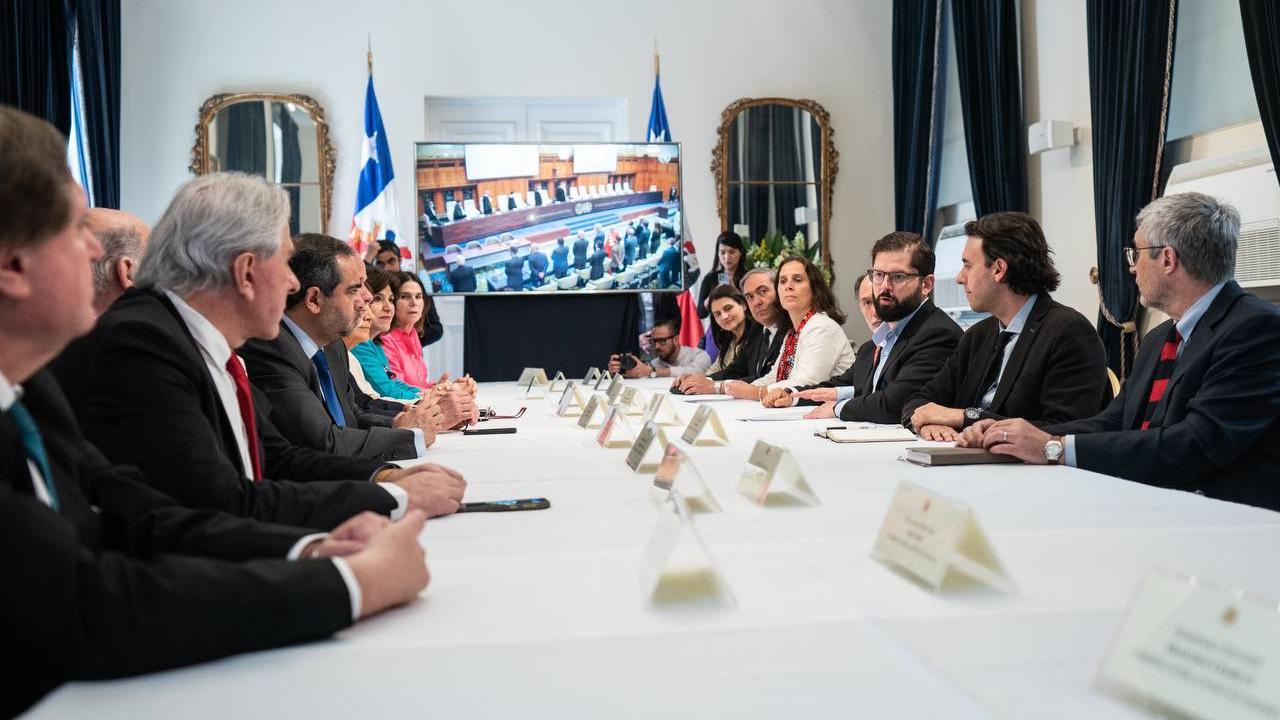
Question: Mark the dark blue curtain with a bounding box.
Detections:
[952,0,1028,215]
[1241,0,1280,185]
[1,0,75,135]
[892,0,947,244]
[74,0,121,209]
[1086,0,1178,378]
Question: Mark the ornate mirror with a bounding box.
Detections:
[190,93,335,234]
[712,98,837,268]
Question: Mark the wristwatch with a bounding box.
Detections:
[963,407,982,426]
[648,369,657,379]
[1043,437,1064,465]
[714,381,724,394]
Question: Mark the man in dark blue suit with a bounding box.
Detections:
[572,232,589,270]
[658,237,681,288]
[637,220,652,256]
[504,253,525,291]
[623,228,639,268]
[551,237,571,279]
[449,258,477,292]
[528,249,549,286]
[589,245,607,281]
[963,193,1280,512]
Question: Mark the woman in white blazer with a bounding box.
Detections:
[729,255,854,399]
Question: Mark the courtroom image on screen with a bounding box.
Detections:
[415,142,684,295]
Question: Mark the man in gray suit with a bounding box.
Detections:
[240,234,441,461]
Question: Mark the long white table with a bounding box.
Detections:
[31,378,1280,718]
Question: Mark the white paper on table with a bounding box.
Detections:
[677,394,737,403]
[738,407,816,422]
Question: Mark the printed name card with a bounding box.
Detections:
[645,393,685,427]
[516,367,549,386]
[626,420,670,473]
[620,386,648,415]
[525,376,547,399]
[576,393,607,428]
[555,382,585,417]
[593,371,612,390]
[595,404,637,448]
[1097,571,1280,720]
[583,367,602,386]
[736,440,820,507]
[870,481,1015,594]
[651,440,721,513]
[680,404,730,446]
[547,371,568,393]
[606,375,625,403]
[638,491,735,607]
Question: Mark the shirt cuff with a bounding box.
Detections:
[377,481,409,520]
[835,386,856,401]
[410,428,428,456]
[330,557,363,621]
[1064,435,1078,468]
[286,532,329,560]
[833,399,849,418]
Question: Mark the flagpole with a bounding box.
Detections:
[367,34,373,74]
[653,38,659,79]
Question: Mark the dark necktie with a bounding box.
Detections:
[9,400,60,509]
[866,344,884,394]
[1139,326,1182,430]
[224,355,264,482]
[974,330,1017,407]
[311,349,348,427]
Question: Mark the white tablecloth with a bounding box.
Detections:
[31,378,1280,719]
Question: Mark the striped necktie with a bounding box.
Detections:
[1139,326,1182,430]
[8,400,60,509]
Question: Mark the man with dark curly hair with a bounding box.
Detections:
[901,212,1109,441]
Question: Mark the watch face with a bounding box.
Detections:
[1044,441,1063,461]
[965,408,980,420]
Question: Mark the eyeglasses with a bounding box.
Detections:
[480,406,527,420]
[1124,244,1168,267]
[866,269,923,286]
[650,335,677,344]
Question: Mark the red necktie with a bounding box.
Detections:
[225,354,263,481]
[1140,327,1182,430]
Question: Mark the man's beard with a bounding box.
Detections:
[875,289,924,322]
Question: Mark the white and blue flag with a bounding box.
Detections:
[348,73,406,264]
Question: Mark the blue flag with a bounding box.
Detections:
[349,74,404,262]
[647,73,671,143]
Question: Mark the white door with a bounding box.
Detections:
[421,97,628,379]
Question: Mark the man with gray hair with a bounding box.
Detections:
[87,208,150,315]
[54,171,466,527]
[674,266,785,395]
[962,192,1280,511]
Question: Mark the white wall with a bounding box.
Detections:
[120,0,895,344]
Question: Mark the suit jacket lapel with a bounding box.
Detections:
[876,300,935,387]
[1150,282,1243,426]
[277,321,325,398]
[989,296,1050,412]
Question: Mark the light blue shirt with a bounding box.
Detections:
[979,294,1037,410]
[1064,283,1227,466]
[282,314,428,457]
[831,302,926,416]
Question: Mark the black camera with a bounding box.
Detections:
[614,353,638,372]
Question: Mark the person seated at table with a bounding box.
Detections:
[380,271,434,390]
[551,237,571,278]
[701,285,760,378]
[349,266,422,403]
[674,267,786,395]
[766,232,962,423]
[608,317,711,379]
[87,207,150,315]
[697,231,747,318]
[960,193,1280,511]
[718,256,854,401]
[901,212,1108,441]
[451,200,465,221]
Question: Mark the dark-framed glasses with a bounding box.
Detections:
[866,269,923,286]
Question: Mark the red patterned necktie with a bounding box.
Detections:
[224,354,263,481]
[1139,327,1182,430]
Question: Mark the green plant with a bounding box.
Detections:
[746,230,831,283]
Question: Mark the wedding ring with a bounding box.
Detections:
[1002,431,1009,442]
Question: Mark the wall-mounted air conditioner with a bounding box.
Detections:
[932,221,990,329]
[1163,146,1280,301]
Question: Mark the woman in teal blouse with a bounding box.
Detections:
[351,266,423,402]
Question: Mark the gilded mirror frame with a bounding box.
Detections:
[711,97,838,269]
[189,92,336,231]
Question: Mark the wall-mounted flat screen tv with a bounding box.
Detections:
[414,142,683,295]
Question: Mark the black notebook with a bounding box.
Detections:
[903,447,1022,466]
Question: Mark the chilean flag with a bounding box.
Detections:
[348,74,408,266]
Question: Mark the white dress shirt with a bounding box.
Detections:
[652,345,713,378]
[0,370,53,507]
[754,312,856,390]
[978,294,1038,410]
